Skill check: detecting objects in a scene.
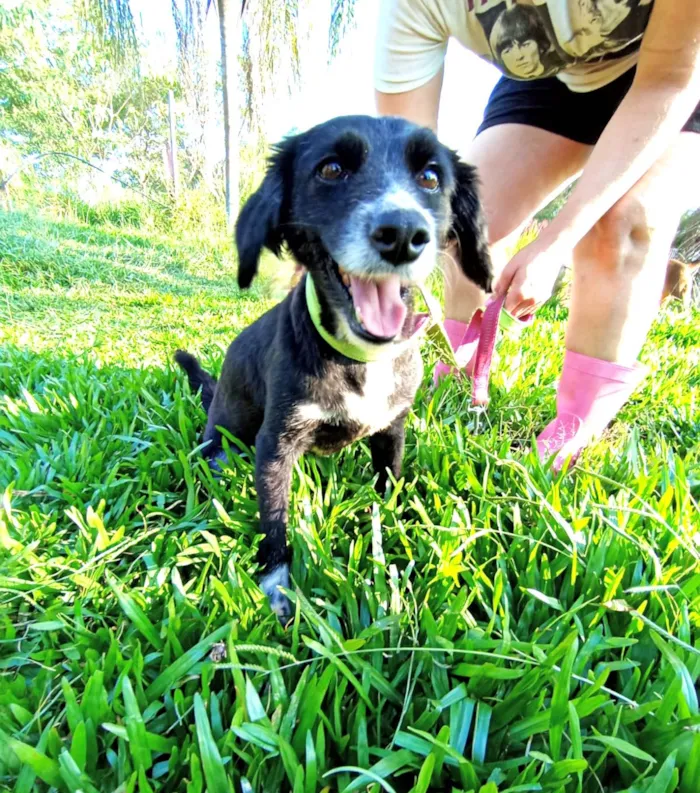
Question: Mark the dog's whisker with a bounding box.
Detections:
[437,248,466,290]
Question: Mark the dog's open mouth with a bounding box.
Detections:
[337,265,408,342]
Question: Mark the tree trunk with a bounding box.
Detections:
[218,0,239,228]
[167,89,180,199]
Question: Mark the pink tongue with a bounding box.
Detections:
[349,275,407,339]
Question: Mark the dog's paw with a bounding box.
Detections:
[209,450,228,475]
[260,564,292,623]
[209,447,248,476]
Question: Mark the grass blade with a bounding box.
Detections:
[331,766,399,793]
[410,753,436,793]
[122,676,152,771]
[589,733,655,765]
[549,634,578,760]
[145,623,231,701]
[340,750,415,793]
[645,751,677,793]
[471,702,492,765]
[680,732,700,793]
[194,693,231,793]
[5,727,61,791]
[107,571,164,650]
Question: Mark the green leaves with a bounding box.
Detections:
[0,729,63,789]
[339,750,415,793]
[650,632,699,715]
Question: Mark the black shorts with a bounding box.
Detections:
[477,66,700,145]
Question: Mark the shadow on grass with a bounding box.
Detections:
[0,209,249,298]
[0,209,293,303]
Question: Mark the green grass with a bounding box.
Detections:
[0,207,699,793]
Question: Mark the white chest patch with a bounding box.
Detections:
[343,359,401,431]
[296,359,408,435]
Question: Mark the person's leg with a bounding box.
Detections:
[443,124,591,324]
[537,131,700,467]
[566,132,700,364]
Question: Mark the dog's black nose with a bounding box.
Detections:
[369,210,430,265]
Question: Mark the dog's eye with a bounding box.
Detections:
[417,168,440,192]
[317,161,345,181]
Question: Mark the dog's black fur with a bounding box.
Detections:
[175,115,492,619]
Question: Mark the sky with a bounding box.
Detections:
[130,0,501,157]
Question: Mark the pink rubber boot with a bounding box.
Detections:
[536,350,648,470]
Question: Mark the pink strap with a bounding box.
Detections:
[470,295,505,406]
[420,290,534,403]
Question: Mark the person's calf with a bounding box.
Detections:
[566,197,667,366]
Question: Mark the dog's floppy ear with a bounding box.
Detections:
[235,137,296,289]
[448,156,493,293]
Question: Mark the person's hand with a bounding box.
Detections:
[493,235,569,318]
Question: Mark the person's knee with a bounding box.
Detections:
[575,195,652,274]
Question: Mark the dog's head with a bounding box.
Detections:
[236,115,492,346]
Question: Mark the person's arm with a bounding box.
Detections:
[495,0,700,314]
[375,67,445,131]
[373,0,449,130]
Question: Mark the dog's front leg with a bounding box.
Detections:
[254,427,303,622]
[370,412,408,495]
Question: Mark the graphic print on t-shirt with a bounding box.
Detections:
[475,2,565,79]
[473,0,654,80]
[546,0,653,59]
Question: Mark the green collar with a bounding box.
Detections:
[305,274,409,363]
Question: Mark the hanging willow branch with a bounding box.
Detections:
[80,0,139,66]
[328,0,357,61]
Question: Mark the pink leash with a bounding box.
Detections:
[470,295,534,406]
[418,288,533,407]
[470,295,506,407]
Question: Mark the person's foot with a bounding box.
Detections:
[536,350,647,470]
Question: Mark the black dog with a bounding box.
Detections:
[176,115,492,619]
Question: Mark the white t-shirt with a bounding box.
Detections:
[375,0,655,94]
